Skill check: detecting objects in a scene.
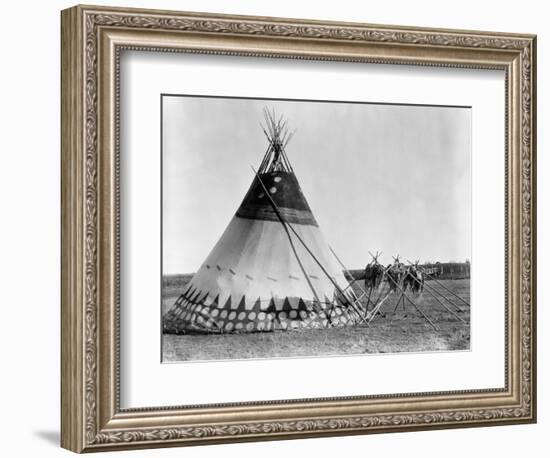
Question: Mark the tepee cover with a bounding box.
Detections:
[163,110,362,334]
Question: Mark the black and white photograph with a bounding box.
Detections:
[161,95,471,362]
[1,0,540,454]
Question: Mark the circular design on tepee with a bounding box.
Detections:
[162,114,376,335]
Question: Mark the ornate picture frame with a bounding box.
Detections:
[61,4,536,453]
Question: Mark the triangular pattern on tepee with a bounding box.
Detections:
[163,109,361,334]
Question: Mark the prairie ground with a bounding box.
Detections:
[162,276,470,362]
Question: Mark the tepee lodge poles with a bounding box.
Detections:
[328,246,370,307]
[259,108,295,173]
[251,166,368,324]
[251,166,332,327]
[257,101,468,332]
[402,267,466,324]
[363,253,466,331]
[361,254,395,322]
[406,260,470,308]
[365,251,383,309]
[383,255,439,331]
[404,260,464,314]
[165,109,470,337]
[369,258,395,312]
[362,252,468,330]
[391,255,407,311]
[256,109,367,325]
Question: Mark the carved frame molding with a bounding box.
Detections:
[61,4,536,453]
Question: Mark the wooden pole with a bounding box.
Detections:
[328,245,371,308]
[367,290,392,325]
[392,293,404,313]
[371,264,393,307]
[420,277,463,313]
[366,288,373,312]
[250,168,332,326]
[252,169,368,323]
[349,291,369,318]
[406,260,470,307]
[253,168,368,324]
[404,271,465,323]
[364,252,392,306]
[384,273,439,331]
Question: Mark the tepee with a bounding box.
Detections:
[163,109,363,334]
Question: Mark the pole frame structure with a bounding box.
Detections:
[406,259,470,308]
[252,167,368,324]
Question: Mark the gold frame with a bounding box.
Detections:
[61,4,537,453]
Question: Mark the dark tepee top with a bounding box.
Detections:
[235,109,318,227]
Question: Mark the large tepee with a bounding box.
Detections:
[163,109,363,334]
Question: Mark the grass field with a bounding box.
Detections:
[162,275,470,362]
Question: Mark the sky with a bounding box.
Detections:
[162,95,471,274]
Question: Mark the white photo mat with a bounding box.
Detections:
[120,51,505,409]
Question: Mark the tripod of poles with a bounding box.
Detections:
[355,252,470,331]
